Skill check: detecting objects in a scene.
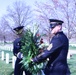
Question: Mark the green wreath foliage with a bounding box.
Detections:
[21,29,44,75]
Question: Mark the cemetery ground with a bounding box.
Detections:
[0,44,76,75]
[0,50,14,75]
[0,59,13,75]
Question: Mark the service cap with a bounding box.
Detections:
[13,26,24,32]
[49,19,64,28]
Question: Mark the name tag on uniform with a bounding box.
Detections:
[47,43,53,51]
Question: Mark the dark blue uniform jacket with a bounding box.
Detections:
[13,38,21,56]
[13,38,32,75]
[32,31,70,75]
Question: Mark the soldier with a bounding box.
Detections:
[13,26,31,75]
[31,19,71,75]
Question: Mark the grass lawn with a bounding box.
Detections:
[68,54,76,75]
[0,50,14,75]
[0,59,14,75]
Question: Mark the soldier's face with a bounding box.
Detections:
[15,29,23,35]
[51,25,61,34]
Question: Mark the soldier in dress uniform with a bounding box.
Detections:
[13,26,32,75]
[31,19,71,75]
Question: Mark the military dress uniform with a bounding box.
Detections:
[13,37,23,75]
[13,26,32,75]
[32,19,70,75]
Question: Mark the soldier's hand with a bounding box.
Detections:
[30,58,33,62]
[17,52,23,59]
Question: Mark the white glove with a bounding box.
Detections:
[17,52,23,59]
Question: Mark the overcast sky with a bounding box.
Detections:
[0,0,48,18]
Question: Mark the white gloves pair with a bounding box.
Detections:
[17,52,23,59]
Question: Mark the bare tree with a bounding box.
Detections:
[7,1,33,27]
[0,16,15,43]
[34,0,76,40]
[33,2,52,43]
[0,1,33,41]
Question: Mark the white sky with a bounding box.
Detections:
[0,0,48,18]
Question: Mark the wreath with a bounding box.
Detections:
[20,29,46,75]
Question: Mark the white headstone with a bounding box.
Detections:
[67,51,70,59]
[6,53,9,64]
[1,51,4,60]
[12,56,16,68]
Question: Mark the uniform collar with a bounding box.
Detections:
[55,31,63,35]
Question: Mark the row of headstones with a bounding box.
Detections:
[0,47,13,51]
[1,51,16,69]
[1,51,26,75]
[1,50,71,65]
[69,44,76,47]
